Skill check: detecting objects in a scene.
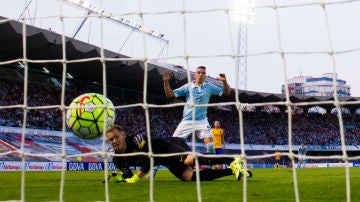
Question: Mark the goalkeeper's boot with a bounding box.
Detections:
[238,160,252,178]
[230,158,244,180]
[245,169,253,178]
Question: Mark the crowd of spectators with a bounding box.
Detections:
[208,108,360,146]
[1,74,360,147]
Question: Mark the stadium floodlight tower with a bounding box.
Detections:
[232,0,255,90]
[63,0,169,55]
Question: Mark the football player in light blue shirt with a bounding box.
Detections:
[163,66,230,153]
[298,143,307,168]
[145,66,230,178]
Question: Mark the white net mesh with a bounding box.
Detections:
[1,0,360,201]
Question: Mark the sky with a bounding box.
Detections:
[1,0,360,96]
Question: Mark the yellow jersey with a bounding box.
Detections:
[275,151,281,160]
[211,128,224,149]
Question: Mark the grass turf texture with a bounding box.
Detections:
[1,168,360,201]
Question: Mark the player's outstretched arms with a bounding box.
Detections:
[218,73,230,96]
[163,71,175,98]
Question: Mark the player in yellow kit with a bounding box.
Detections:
[274,149,281,169]
[211,121,225,154]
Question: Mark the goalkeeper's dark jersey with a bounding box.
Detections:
[113,135,190,178]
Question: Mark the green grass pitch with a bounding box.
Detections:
[1,168,360,201]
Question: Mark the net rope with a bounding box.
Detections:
[1,0,360,201]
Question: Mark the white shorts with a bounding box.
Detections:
[173,119,213,140]
[299,155,306,161]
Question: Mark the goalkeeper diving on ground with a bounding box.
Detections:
[104,125,252,183]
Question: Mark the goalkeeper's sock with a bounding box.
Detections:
[191,169,232,181]
[197,156,233,166]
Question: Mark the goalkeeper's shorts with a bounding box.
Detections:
[157,137,190,180]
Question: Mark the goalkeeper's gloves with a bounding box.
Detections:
[103,173,123,183]
[124,174,141,183]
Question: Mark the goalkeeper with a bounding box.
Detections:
[105,125,251,183]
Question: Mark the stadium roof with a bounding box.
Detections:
[1,16,360,111]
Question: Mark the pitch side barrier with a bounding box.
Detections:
[0,161,118,171]
[296,162,354,168]
[1,161,359,171]
[206,143,360,151]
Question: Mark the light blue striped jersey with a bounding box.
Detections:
[173,81,223,121]
[298,146,307,155]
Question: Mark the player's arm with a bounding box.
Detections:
[123,170,145,183]
[110,150,135,180]
[120,167,134,178]
[124,134,150,183]
[163,71,175,98]
[123,158,151,183]
[122,155,151,183]
[219,73,230,96]
[105,167,133,183]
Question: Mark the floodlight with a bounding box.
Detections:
[232,0,255,24]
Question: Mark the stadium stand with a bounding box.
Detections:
[2,72,359,146]
[1,67,360,166]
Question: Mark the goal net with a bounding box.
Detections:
[1,0,360,201]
